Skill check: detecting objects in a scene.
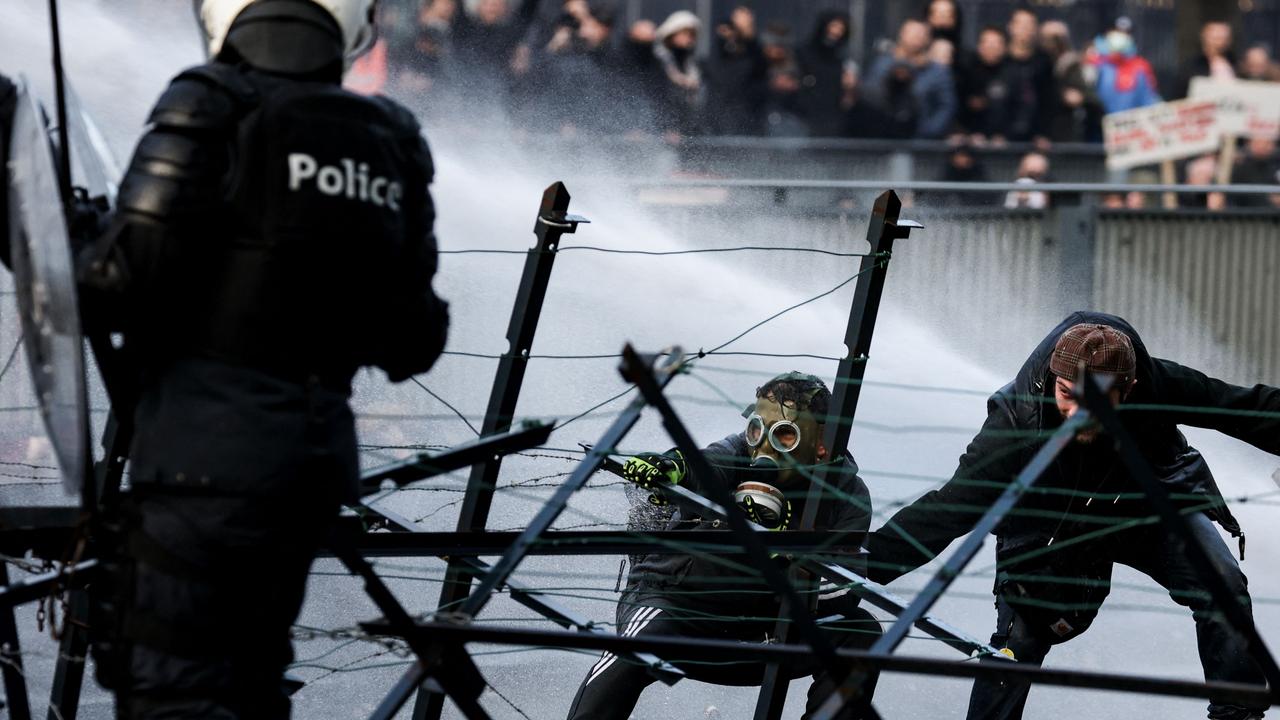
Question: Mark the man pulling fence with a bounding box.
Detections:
[566,372,881,720]
[867,312,1279,720]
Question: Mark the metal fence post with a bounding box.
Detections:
[412,182,584,720]
[1051,193,1097,310]
[46,590,89,720]
[754,190,919,720]
[0,565,32,720]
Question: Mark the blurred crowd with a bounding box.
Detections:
[357,0,1280,145]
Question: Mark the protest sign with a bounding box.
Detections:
[1103,98,1222,171]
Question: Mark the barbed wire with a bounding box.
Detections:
[409,377,480,436]
[0,334,25,387]
[5,227,1280,718]
[441,244,872,258]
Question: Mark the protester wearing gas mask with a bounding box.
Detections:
[565,372,880,720]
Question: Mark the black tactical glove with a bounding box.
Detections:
[621,451,686,506]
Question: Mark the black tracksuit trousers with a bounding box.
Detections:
[566,591,882,719]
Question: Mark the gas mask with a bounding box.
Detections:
[733,372,831,530]
[734,411,807,529]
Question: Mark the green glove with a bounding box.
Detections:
[622,451,685,506]
[740,493,792,531]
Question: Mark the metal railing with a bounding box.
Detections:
[639,194,1280,386]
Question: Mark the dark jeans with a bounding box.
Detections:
[967,513,1266,720]
[565,591,882,720]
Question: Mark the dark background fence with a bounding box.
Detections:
[650,202,1280,387]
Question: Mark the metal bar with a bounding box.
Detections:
[677,135,1106,156]
[604,462,1000,659]
[416,181,583,720]
[92,412,131,513]
[1079,373,1280,695]
[871,410,1095,654]
[621,344,848,688]
[619,178,1280,195]
[454,558,683,686]
[360,620,1277,709]
[757,189,915,720]
[341,529,867,558]
[328,536,489,720]
[609,453,1001,658]
[46,590,89,720]
[349,502,685,687]
[0,565,32,720]
[459,350,679,619]
[806,189,908,527]
[47,0,72,206]
[399,348,678,718]
[599,441,998,660]
[358,421,553,494]
[0,561,97,611]
[803,561,1005,659]
[369,663,446,720]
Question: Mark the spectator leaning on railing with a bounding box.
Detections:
[865,18,956,139]
[652,10,708,136]
[1039,20,1102,143]
[1229,137,1280,209]
[530,0,619,133]
[956,25,1015,144]
[1002,8,1054,144]
[1005,151,1051,209]
[760,23,807,137]
[1239,44,1280,82]
[1180,154,1226,211]
[839,61,892,139]
[707,6,766,136]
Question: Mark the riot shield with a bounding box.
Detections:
[6,77,88,492]
[66,82,120,205]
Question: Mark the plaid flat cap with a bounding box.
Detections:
[1049,323,1136,382]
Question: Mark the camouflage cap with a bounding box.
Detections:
[1049,324,1136,383]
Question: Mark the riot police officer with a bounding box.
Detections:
[79,1,449,717]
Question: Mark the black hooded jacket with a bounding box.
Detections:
[628,432,871,615]
[796,11,850,137]
[867,311,1280,585]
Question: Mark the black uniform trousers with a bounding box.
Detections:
[566,589,882,719]
[95,361,354,720]
[967,513,1266,720]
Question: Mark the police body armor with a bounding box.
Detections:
[95,60,447,386]
[87,6,448,700]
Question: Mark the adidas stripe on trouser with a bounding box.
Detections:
[565,602,670,720]
[564,599,882,720]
